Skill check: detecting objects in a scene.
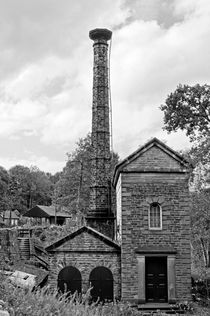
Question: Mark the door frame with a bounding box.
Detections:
[145,256,168,303]
[136,253,176,304]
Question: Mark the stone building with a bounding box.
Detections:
[46,28,192,305]
[113,137,191,303]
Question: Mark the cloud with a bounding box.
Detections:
[0,154,64,174]
[0,0,129,79]
[0,0,209,172]
[123,0,184,28]
[110,0,210,157]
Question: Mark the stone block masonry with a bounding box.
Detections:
[86,28,115,238]
[47,229,121,300]
[114,139,192,303]
[120,173,191,302]
[0,229,21,267]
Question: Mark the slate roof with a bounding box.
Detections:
[45,225,121,252]
[113,137,191,187]
[23,205,71,218]
[2,210,20,219]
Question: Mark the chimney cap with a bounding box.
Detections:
[89,28,112,41]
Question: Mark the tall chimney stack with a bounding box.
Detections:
[86,28,115,238]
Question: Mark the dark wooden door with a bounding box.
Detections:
[146,257,168,303]
[57,266,81,295]
[89,267,113,302]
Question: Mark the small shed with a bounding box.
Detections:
[23,205,71,225]
[2,210,20,226]
[0,215,5,227]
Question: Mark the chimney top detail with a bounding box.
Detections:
[89,28,112,42]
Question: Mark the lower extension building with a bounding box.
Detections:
[45,28,192,305]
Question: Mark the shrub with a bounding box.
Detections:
[0,277,141,316]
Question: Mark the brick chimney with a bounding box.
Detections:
[86,28,115,238]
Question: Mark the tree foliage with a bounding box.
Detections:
[161,84,210,164]
[161,84,210,278]
[0,165,54,215]
[0,166,10,213]
[53,133,119,216]
[191,189,210,274]
[161,84,210,141]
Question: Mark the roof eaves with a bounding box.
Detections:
[45,226,121,251]
[113,137,191,187]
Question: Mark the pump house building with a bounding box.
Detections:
[46,28,192,306]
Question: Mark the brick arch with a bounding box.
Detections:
[89,266,113,302]
[145,196,165,205]
[57,266,82,295]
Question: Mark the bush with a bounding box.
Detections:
[192,278,210,306]
[0,277,141,316]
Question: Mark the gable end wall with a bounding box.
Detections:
[47,231,121,299]
[124,146,186,172]
[120,171,191,302]
[53,231,118,252]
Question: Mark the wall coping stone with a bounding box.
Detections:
[45,225,121,252]
[135,246,177,254]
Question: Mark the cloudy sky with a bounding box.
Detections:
[0,0,209,174]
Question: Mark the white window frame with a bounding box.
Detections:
[148,202,162,230]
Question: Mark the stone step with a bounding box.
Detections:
[137,303,185,314]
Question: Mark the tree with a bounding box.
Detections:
[0,166,10,214]
[191,190,210,270]
[8,165,54,213]
[161,84,210,283]
[160,84,210,164]
[53,133,119,216]
[8,165,31,213]
[28,166,54,208]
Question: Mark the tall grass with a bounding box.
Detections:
[2,275,208,316]
[0,277,142,316]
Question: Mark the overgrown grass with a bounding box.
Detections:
[0,277,139,316]
[0,276,210,316]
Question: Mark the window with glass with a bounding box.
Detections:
[149,202,162,230]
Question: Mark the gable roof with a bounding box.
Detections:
[23,205,71,218]
[113,137,191,187]
[45,225,121,252]
[3,210,20,219]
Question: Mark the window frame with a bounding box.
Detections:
[148,202,162,230]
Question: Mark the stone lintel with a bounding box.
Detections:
[86,215,115,220]
[135,247,177,254]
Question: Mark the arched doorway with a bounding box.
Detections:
[89,266,113,302]
[57,266,81,295]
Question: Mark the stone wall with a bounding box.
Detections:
[0,229,21,267]
[48,251,121,299]
[120,172,191,302]
[47,229,121,299]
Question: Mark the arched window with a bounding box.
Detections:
[89,266,113,302]
[57,266,81,295]
[149,202,162,230]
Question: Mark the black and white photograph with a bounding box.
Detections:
[0,1,210,315]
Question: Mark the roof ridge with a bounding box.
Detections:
[113,137,191,187]
[45,225,120,251]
